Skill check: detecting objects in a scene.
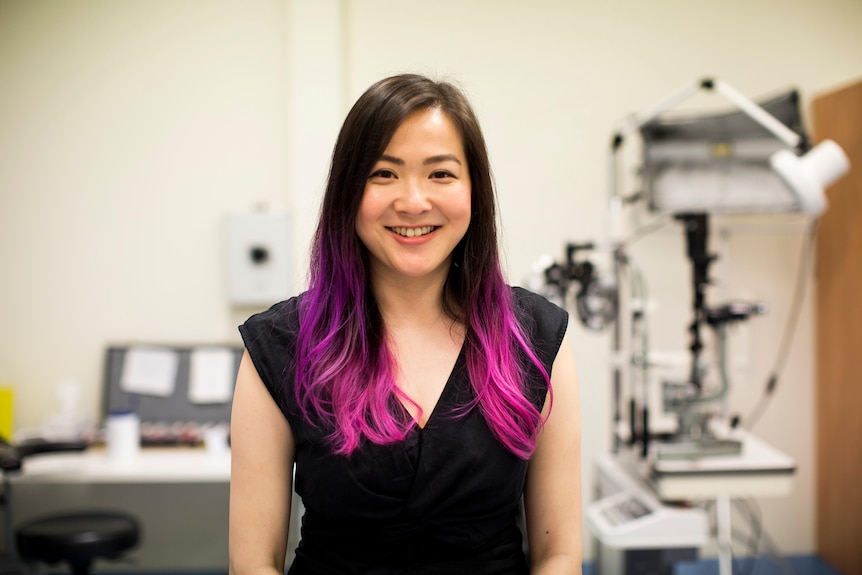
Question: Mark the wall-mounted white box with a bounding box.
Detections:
[225,212,291,306]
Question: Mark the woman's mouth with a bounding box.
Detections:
[388,226,437,238]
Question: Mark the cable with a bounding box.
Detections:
[702,497,801,575]
[738,499,800,575]
[743,219,819,430]
[621,214,672,247]
[733,499,764,575]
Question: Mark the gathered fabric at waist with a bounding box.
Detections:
[287,507,529,575]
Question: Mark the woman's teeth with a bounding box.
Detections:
[390,226,435,238]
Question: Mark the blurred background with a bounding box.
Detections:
[1,0,860,571]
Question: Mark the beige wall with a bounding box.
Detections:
[0,0,291,426]
[2,0,861,562]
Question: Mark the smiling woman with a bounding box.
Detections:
[229,74,583,575]
[357,107,472,286]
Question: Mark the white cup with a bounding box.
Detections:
[204,424,229,457]
[106,410,141,461]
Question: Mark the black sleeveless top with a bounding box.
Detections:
[239,286,568,575]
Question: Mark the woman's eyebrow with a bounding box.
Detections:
[377,153,463,166]
[378,154,404,165]
[423,154,462,166]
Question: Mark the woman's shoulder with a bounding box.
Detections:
[239,293,305,344]
[510,286,568,329]
[236,293,312,422]
[237,293,307,400]
[509,285,569,363]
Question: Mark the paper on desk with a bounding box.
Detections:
[188,347,234,404]
[120,347,179,397]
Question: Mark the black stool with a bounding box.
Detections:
[16,511,140,575]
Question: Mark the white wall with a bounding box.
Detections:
[0,0,290,429]
[2,0,861,563]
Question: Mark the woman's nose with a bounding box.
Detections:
[394,179,431,213]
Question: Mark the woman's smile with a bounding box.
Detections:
[388,225,439,238]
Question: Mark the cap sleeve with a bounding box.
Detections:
[511,286,569,410]
[237,295,302,421]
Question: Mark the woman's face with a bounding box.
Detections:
[356,107,471,286]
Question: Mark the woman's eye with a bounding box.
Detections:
[370,169,396,179]
[431,170,454,179]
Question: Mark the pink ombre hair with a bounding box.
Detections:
[294,74,551,459]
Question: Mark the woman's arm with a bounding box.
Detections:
[524,334,583,574]
[229,351,295,575]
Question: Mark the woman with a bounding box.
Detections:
[229,74,582,575]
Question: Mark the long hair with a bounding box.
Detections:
[294,74,551,459]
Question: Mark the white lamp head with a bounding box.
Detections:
[769,139,851,217]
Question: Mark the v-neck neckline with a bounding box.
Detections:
[399,344,466,431]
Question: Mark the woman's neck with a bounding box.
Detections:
[372,275,449,330]
[368,258,459,328]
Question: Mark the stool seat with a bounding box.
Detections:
[16,511,139,575]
